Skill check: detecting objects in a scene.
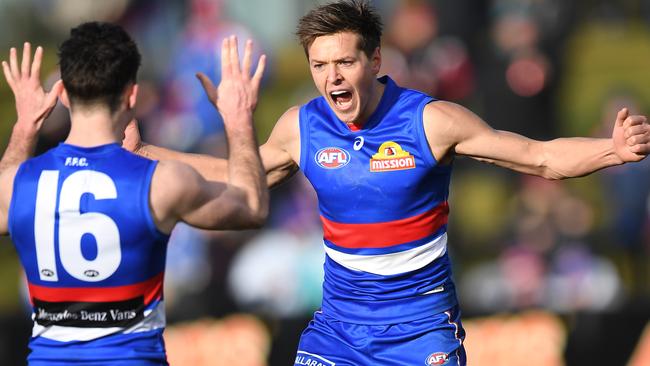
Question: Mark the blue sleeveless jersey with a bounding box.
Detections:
[8,143,169,365]
[300,76,458,324]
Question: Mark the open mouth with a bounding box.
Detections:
[330,90,353,109]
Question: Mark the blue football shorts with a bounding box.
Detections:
[294,305,466,366]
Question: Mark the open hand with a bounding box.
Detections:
[612,108,650,162]
[2,42,63,135]
[195,35,266,122]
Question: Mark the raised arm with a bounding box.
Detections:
[0,43,62,174]
[425,101,650,179]
[125,119,229,181]
[0,43,62,235]
[149,36,269,233]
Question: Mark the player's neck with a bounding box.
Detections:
[65,111,124,147]
[347,79,385,130]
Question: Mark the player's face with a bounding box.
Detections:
[307,32,381,125]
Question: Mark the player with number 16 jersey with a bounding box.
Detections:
[9,143,169,365]
[0,21,268,365]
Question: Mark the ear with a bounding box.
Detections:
[370,47,382,74]
[126,83,139,110]
[60,88,71,109]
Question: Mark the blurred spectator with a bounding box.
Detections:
[475,0,574,140]
[149,0,260,151]
[460,177,623,313]
[381,0,475,101]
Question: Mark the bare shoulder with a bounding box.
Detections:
[152,160,201,191]
[423,101,492,162]
[263,105,301,164]
[268,106,300,144]
[149,160,205,233]
[424,100,477,126]
[0,164,21,235]
[0,164,21,202]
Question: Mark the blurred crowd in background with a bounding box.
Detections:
[1,0,650,365]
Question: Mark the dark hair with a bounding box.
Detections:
[296,0,383,58]
[58,22,141,113]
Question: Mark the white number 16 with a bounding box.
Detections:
[34,170,121,282]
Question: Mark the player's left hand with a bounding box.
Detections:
[2,42,63,136]
[196,36,266,122]
[612,108,650,162]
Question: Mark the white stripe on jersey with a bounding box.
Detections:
[32,301,166,342]
[324,233,447,276]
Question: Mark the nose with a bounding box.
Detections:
[326,64,342,84]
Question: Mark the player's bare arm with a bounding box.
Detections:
[150,36,268,233]
[150,160,266,233]
[424,101,650,179]
[259,106,301,188]
[125,118,230,182]
[126,92,301,189]
[0,43,62,174]
[0,164,20,235]
[0,43,62,234]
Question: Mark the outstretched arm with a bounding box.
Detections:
[425,101,650,179]
[0,43,62,174]
[0,43,62,235]
[125,103,301,189]
[150,36,270,233]
[124,119,229,181]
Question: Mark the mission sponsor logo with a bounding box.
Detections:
[426,352,449,365]
[370,141,416,172]
[315,147,350,169]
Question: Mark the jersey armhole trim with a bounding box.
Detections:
[7,163,27,238]
[142,160,169,240]
[416,97,439,168]
[298,105,310,177]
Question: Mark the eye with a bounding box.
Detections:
[339,60,353,66]
[312,63,324,71]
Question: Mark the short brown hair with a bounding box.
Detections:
[296,0,383,58]
[59,22,141,112]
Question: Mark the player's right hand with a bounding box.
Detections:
[122,118,143,153]
[612,107,650,162]
[196,35,266,123]
[2,43,63,136]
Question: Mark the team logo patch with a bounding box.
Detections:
[370,141,416,172]
[426,352,449,365]
[295,351,336,366]
[315,147,350,169]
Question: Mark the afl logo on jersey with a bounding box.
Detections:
[315,147,350,169]
[84,270,100,278]
[41,269,55,277]
[425,352,449,365]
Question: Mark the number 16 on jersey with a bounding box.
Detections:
[34,170,122,282]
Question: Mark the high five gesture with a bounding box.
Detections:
[196,35,266,121]
[1,42,63,172]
